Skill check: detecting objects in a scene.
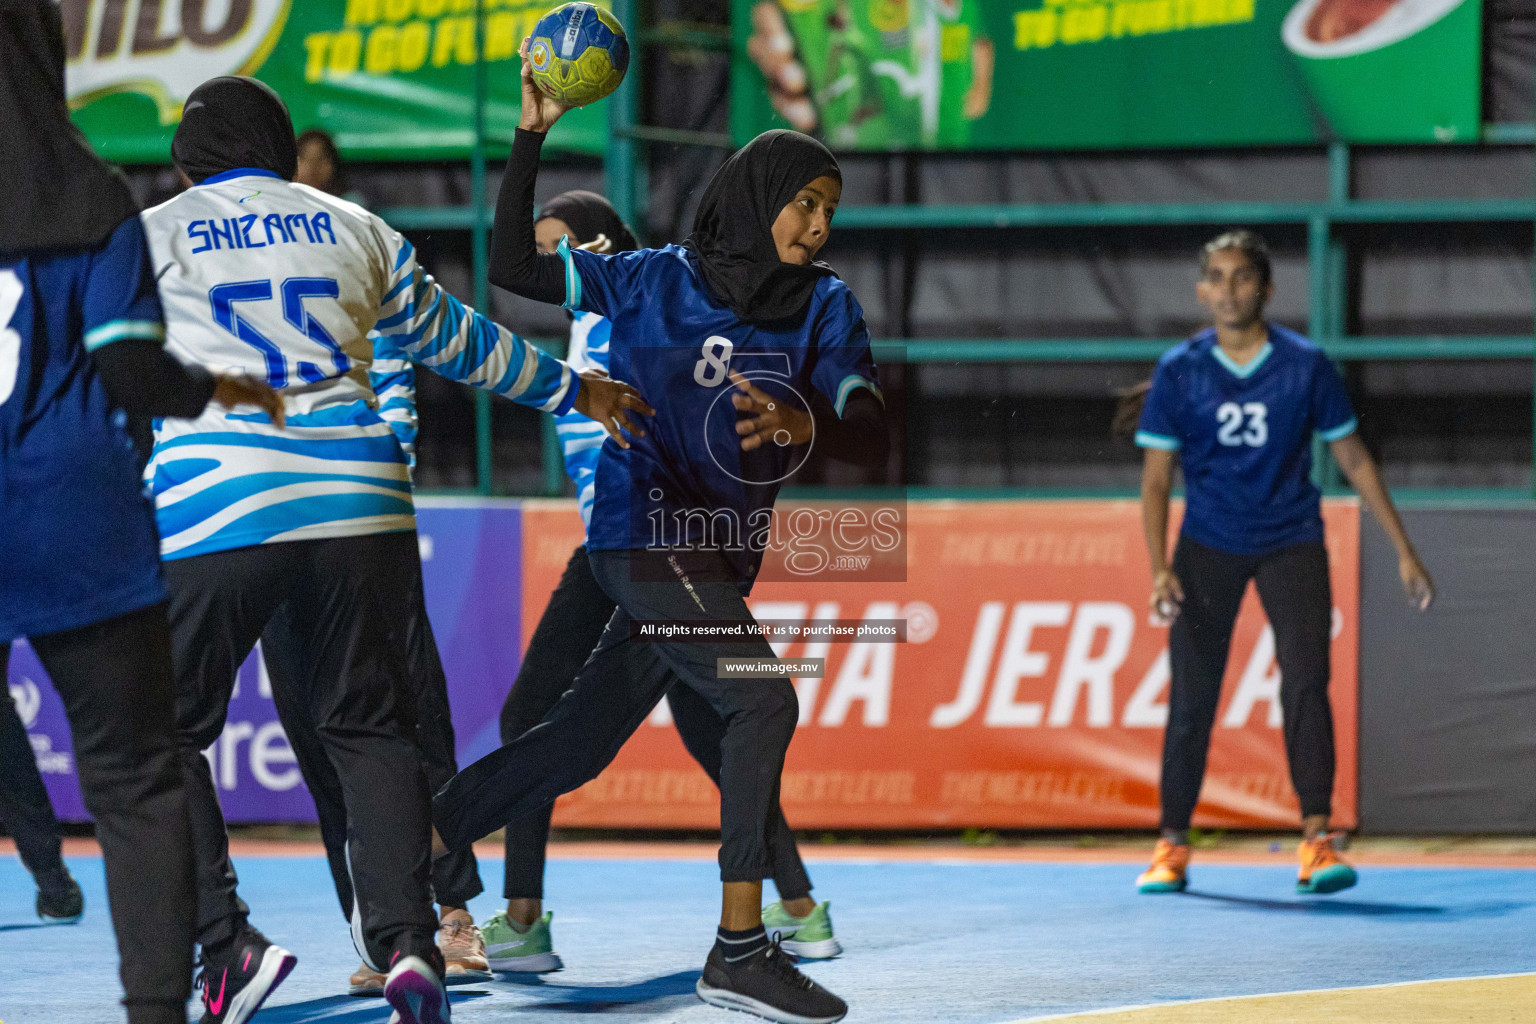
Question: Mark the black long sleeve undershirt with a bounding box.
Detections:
[488,128,568,303]
[493,130,888,469]
[813,389,888,469]
[92,338,217,419]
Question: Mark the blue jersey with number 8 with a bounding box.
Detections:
[1136,325,1357,556]
[562,244,881,578]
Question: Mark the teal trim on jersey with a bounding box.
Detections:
[1135,430,1181,451]
[83,319,164,351]
[1210,341,1273,379]
[833,374,884,416]
[558,235,582,311]
[1318,416,1359,442]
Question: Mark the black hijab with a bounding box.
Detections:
[685,130,841,324]
[172,77,297,185]
[537,190,639,253]
[0,0,139,259]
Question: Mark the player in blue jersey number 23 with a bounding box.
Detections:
[1127,231,1434,897]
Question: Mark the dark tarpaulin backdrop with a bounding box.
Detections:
[1360,508,1536,833]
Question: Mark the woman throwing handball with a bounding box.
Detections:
[1128,231,1433,897]
[484,190,840,976]
[433,39,889,1024]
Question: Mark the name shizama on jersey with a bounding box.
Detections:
[186,211,339,254]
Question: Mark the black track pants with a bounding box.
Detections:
[0,674,68,884]
[4,603,196,1024]
[496,544,812,900]
[261,555,483,918]
[1160,537,1336,831]
[437,548,799,884]
[163,532,439,970]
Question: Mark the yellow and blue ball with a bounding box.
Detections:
[528,3,630,108]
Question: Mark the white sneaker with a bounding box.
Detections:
[384,955,451,1024]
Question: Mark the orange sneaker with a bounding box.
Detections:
[1136,838,1190,893]
[1297,834,1358,894]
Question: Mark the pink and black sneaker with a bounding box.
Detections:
[384,952,452,1024]
[196,926,297,1024]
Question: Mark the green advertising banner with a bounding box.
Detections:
[64,0,611,163]
[733,0,1482,150]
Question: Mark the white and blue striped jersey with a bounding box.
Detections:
[368,355,418,468]
[554,310,612,528]
[142,170,576,559]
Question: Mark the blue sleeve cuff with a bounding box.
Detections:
[1318,416,1358,442]
[1135,430,1180,451]
[557,236,583,312]
[833,374,884,416]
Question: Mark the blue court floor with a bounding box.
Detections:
[0,854,1532,1023]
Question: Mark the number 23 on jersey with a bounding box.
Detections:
[1216,401,1267,447]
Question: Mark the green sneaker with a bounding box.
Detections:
[762,900,842,959]
[481,910,563,973]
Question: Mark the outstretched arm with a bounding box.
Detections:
[1330,433,1434,610]
[374,237,652,446]
[487,39,576,303]
[374,239,576,414]
[488,129,568,302]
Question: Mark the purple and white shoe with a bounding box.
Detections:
[385,954,451,1024]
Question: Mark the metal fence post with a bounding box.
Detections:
[606,0,640,228]
[471,0,493,495]
[1308,211,1332,489]
[1322,142,1350,490]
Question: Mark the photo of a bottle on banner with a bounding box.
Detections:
[733,0,1481,149]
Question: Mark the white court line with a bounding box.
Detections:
[995,971,1536,1023]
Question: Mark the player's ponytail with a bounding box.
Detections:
[1111,380,1153,440]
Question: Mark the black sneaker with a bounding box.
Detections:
[696,935,847,1024]
[35,870,83,924]
[195,926,297,1024]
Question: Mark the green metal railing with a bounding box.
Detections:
[867,337,1536,363]
[434,3,1536,499]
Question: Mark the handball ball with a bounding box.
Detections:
[528,3,630,107]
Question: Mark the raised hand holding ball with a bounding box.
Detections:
[519,35,574,132]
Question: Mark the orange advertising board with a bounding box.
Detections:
[521,499,1360,830]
